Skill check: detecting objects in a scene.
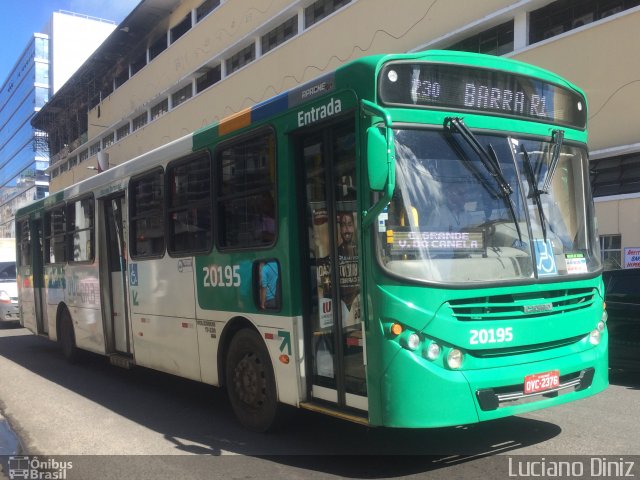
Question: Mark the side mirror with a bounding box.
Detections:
[366,126,394,192]
[360,100,395,228]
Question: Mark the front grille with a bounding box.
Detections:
[476,368,595,411]
[448,288,596,322]
[471,334,585,358]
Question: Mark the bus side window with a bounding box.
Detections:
[254,259,280,311]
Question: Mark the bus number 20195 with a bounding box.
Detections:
[469,327,513,345]
[203,265,241,288]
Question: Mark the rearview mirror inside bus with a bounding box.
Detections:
[367,126,393,191]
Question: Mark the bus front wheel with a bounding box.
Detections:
[225,328,278,432]
[59,309,79,364]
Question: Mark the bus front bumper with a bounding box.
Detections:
[378,335,608,428]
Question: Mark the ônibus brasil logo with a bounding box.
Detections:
[7,456,73,480]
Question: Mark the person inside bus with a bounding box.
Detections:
[259,260,279,310]
[427,181,475,231]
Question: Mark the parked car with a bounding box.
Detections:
[602,268,640,370]
[0,261,19,324]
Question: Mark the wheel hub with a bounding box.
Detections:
[233,352,266,407]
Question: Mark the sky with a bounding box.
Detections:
[0,0,140,82]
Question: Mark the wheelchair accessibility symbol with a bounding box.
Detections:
[129,264,138,286]
[534,239,557,276]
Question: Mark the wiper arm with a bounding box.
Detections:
[444,117,523,243]
[519,143,548,241]
[541,129,564,193]
[445,118,513,196]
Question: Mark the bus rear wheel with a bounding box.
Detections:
[225,328,278,432]
[59,309,79,363]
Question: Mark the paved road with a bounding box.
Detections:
[0,324,638,479]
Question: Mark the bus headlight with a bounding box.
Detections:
[447,349,464,369]
[589,329,601,345]
[401,332,421,351]
[424,342,441,361]
[601,309,608,323]
[597,321,605,332]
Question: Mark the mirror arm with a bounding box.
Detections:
[361,100,395,227]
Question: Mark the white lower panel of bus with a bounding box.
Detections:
[346,393,368,411]
[312,385,338,403]
[131,314,201,381]
[311,386,368,411]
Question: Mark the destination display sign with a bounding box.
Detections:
[379,62,586,129]
[387,229,485,255]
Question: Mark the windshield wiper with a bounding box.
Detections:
[519,143,548,241]
[541,129,564,193]
[444,117,523,243]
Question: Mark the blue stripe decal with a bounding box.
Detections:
[251,92,289,123]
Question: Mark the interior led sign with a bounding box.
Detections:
[379,62,586,129]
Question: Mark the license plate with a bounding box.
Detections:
[524,370,560,394]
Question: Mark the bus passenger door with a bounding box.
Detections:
[32,219,47,334]
[300,119,367,413]
[103,194,131,354]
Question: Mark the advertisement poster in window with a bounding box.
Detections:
[311,202,333,329]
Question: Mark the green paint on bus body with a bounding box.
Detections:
[190,51,605,427]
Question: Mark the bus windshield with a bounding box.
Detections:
[377,128,601,284]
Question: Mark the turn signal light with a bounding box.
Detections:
[390,323,403,336]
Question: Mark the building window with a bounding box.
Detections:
[67,197,94,263]
[304,0,351,28]
[89,142,101,156]
[60,162,68,173]
[68,156,78,168]
[131,53,146,76]
[590,153,640,197]
[35,62,49,85]
[167,153,212,255]
[170,13,192,43]
[226,44,256,74]
[117,123,130,141]
[196,0,220,22]
[130,170,165,258]
[35,36,49,60]
[149,35,168,61]
[151,98,168,120]
[171,84,193,108]
[114,68,128,88]
[102,132,115,149]
[600,234,622,270]
[216,131,276,249]
[196,65,221,93]
[132,112,148,131]
[102,82,114,99]
[529,0,640,44]
[35,86,49,108]
[447,20,514,55]
[45,206,67,264]
[261,16,298,54]
[17,220,31,267]
[79,150,89,163]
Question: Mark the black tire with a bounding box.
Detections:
[59,308,79,363]
[225,328,279,432]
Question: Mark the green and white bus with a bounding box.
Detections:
[15,51,608,431]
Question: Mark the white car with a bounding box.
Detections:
[0,261,19,323]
